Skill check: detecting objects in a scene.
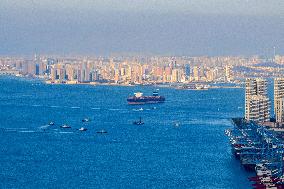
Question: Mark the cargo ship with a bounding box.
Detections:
[127,91,165,105]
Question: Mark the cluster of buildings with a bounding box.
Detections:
[1,54,284,86]
[0,55,237,85]
[245,78,284,126]
[46,58,235,85]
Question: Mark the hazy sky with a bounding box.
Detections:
[0,0,283,56]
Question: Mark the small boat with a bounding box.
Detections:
[61,124,71,128]
[174,121,180,127]
[78,127,87,131]
[82,118,90,122]
[133,117,144,125]
[96,129,107,134]
[48,122,55,126]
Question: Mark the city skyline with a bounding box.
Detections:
[2,1,284,188]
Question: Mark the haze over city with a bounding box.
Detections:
[1,0,283,56]
[2,1,284,189]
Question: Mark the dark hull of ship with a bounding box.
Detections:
[127,97,165,105]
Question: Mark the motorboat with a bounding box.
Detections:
[82,118,91,122]
[78,127,87,131]
[96,129,107,134]
[133,117,144,125]
[48,122,55,126]
[61,124,71,128]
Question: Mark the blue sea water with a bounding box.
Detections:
[0,76,252,189]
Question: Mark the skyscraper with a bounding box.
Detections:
[225,65,233,82]
[193,66,199,81]
[245,78,270,122]
[274,78,284,123]
[184,64,190,77]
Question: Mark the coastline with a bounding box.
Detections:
[0,75,243,89]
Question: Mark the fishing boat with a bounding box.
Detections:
[133,117,144,125]
[78,127,87,131]
[82,118,90,122]
[61,124,71,128]
[48,122,55,126]
[97,129,107,134]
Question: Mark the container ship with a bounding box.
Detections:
[127,91,165,105]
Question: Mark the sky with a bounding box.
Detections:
[0,0,283,56]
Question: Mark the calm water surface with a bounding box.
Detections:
[0,76,252,188]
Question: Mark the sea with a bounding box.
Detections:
[0,76,253,189]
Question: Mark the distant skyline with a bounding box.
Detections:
[0,0,283,56]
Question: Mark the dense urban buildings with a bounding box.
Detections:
[1,54,284,86]
[274,78,284,123]
[244,77,284,125]
[245,78,270,123]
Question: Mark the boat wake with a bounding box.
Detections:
[58,131,73,134]
[39,125,52,129]
[2,127,29,132]
[109,108,127,111]
[18,130,36,133]
[32,104,42,107]
[91,107,101,110]
[49,105,60,108]
[132,108,144,111]
[70,106,80,109]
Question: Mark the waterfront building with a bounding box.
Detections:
[58,68,65,81]
[28,62,36,75]
[274,78,284,123]
[193,66,199,81]
[199,66,205,79]
[245,78,270,122]
[184,63,190,78]
[225,65,233,82]
[206,69,215,82]
[114,69,120,83]
[50,66,57,81]
[245,95,270,122]
[65,64,75,81]
[171,69,180,83]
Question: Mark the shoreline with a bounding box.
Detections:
[0,75,243,89]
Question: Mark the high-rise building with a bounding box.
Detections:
[193,66,199,81]
[50,66,57,81]
[274,78,284,123]
[245,95,270,123]
[225,65,233,82]
[171,69,180,83]
[245,78,270,122]
[184,64,190,77]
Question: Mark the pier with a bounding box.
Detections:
[226,118,284,189]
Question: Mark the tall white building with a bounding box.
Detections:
[193,66,199,81]
[225,65,233,82]
[274,78,284,123]
[245,78,270,122]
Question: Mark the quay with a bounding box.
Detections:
[226,118,284,189]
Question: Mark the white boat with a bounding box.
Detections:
[78,127,87,131]
[82,118,90,122]
[174,121,180,127]
[61,124,71,128]
[48,122,55,125]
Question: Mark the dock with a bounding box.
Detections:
[226,118,284,189]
